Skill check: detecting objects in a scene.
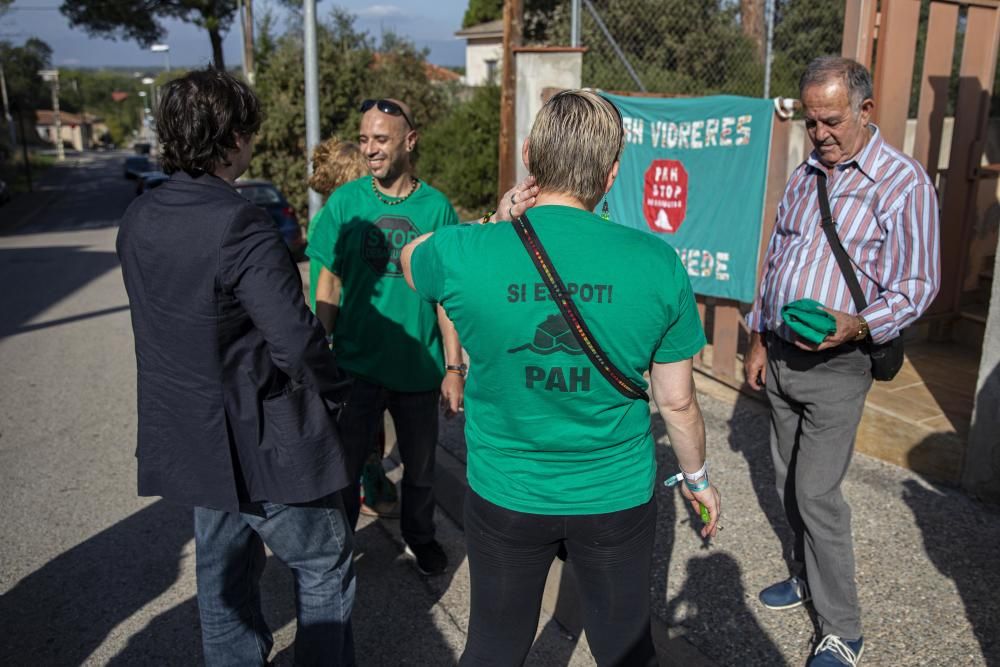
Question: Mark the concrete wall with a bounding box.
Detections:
[963,242,1000,502]
[464,39,503,87]
[513,50,583,184]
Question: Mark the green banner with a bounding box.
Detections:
[603,93,775,303]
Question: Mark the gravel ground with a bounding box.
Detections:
[438,381,1000,667]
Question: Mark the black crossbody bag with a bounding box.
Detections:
[512,213,650,401]
[816,173,904,381]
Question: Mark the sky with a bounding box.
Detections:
[0,0,470,70]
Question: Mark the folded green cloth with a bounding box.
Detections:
[781,298,836,344]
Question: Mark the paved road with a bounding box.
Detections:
[0,153,592,666]
[2,153,998,666]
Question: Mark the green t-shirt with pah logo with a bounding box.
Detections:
[410,205,706,515]
[307,176,459,392]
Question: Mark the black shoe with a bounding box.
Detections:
[404,539,448,575]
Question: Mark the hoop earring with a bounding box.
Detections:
[600,200,610,221]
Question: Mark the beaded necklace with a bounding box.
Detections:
[371,175,418,206]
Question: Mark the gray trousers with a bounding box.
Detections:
[765,334,872,639]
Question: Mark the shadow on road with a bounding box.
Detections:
[651,406,784,666]
[2,153,137,237]
[0,498,461,665]
[904,432,1000,665]
[0,245,122,340]
[0,499,193,666]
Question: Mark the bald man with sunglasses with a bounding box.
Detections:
[307,98,462,576]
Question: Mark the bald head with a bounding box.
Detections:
[359,97,418,183]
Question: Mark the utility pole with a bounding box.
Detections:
[239,0,256,85]
[304,0,321,220]
[17,108,32,192]
[72,78,89,149]
[570,0,581,47]
[0,60,15,150]
[498,0,523,198]
[39,69,64,161]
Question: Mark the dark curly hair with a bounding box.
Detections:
[156,68,261,175]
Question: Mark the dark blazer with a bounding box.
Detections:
[117,170,351,511]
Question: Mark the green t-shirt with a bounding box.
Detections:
[307,176,459,391]
[410,205,706,515]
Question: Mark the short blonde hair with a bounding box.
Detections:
[309,138,367,197]
[527,90,624,208]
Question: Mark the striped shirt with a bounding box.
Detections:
[746,125,940,344]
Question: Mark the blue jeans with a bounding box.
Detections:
[338,375,439,545]
[194,493,356,666]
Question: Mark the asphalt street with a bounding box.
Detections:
[1,153,998,666]
[0,153,592,667]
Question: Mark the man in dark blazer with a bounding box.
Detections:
[117,68,355,666]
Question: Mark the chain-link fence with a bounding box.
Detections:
[524,0,845,99]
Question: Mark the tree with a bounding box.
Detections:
[0,38,53,114]
[249,9,448,216]
[462,0,502,28]
[420,85,500,212]
[60,0,238,70]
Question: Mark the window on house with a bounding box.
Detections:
[485,59,498,85]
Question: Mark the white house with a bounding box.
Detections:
[455,19,504,86]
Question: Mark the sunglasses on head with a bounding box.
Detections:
[360,99,414,130]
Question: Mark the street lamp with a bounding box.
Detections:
[137,90,148,140]
[38,68,64,161]
[141,76,156,112]
[151,44,170,73]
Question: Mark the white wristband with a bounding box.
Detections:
[682,462,708,481]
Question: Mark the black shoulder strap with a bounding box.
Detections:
[816,171,869,312]
[512,213,650,402]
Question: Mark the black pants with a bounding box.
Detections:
[338,374,440,546]
[461,490,658,667]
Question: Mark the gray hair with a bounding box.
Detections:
[799,56,873,112]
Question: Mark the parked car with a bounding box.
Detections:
[124,156,152,179]
[233,179,306,259]
[0,178,10,205]
[135,170,169,195]
[133,142,152,155]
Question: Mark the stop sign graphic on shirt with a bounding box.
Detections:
[643,159,688,233]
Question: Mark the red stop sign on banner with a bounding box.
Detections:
[643,159,688,233]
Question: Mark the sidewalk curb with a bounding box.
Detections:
[433,446,717,667]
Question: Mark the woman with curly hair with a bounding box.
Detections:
[306,138,367,310]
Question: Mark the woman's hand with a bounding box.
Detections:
[680,483,721,539]
[491,176,539,222]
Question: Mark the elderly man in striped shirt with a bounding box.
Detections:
[744,56,940,667]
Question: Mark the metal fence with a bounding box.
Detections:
[524,0,845,99]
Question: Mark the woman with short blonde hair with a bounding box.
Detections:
[403,89,720,666]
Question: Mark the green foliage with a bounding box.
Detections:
[60,0,238,69]
[522,0,842,98]
[0,38,53,157]
[462,0,502,28]
[249,9,448,217]
[0,38,52,112]
[57,69,151,144]
[769,0,844,99]
[420,85,500,213]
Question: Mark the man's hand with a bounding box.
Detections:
[492,176,539,222]
[793,306,861,352]
[440,372,465,418]
[745,331,768,390]
[680,483,721,539]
